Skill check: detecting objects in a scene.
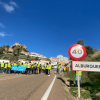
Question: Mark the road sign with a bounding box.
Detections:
[72,61,100,72]
[68,44,86,60]
[61,61,65,65]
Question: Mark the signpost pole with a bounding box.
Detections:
[68,44,86,99]
[77,71,80,98]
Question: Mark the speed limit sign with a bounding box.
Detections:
[68,44,86,60]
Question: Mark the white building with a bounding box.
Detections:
[51,62,57,65]
[31,60,49,65]
[57,55,69,63]
[0,59,10,63]
[30,52,47,58]
[50,57,59,62]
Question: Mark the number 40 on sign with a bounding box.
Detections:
[68,44,86,61]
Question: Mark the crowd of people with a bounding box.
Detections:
[0,61,53,76]
[56,64,69,74]
[0,61,68,76]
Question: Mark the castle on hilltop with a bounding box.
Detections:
[6,43,30,55]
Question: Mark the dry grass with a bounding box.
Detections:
[83,50,100,61]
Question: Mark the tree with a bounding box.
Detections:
[45,58,51,61]
[77,40,85,46]
[25,55,30,60]
[34,57,39,61]
[13,45,23,60]
[84,46,94,56]
[64,63,69,66]
[13,45,23,56]
[5,45,10,54]
[0,47,4,54]
[0,45,5,54]
[23,48,29,52]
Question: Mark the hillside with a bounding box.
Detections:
[0,43,50,61]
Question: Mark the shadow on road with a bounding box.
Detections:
[57,77,70,87]
[57,77,75,87]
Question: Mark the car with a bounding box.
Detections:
[52,66,57,69]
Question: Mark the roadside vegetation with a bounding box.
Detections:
[66,40,100,99]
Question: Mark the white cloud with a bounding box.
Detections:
[0,32,12,37]
[3,4,14,13]
[10,1,18,8]
[0,23,5,28]
[0,32,6,37]
[0,1,18,13]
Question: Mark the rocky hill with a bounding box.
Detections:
[4,43,29,55]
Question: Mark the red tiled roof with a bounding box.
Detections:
[10,61,19,63]
[52,57,59,60]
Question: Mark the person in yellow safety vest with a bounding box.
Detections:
[45,63,48,75]
[32,63,35,74]
[37,63,40,74]
[7,61,12,74]
[13,62,17,65]
[26,62,31,75]
[24,62,28,67]
[18,61,21,66]
[3,62,8,73]
[39,64,42,74]
[48,62,51,76]
[34,63,37,74]
[59,66,62,74]
[0,61,5,73]
[75,71,82,87]
[57,63,60,74]
[21,63,25,74]
[63,66,66,73]
[42,65,45,73]
[45,64,47,69]
[24,62,28,75]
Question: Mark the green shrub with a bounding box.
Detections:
[66,70,76,82]
[81,92,90,99]
[93,96,100,100]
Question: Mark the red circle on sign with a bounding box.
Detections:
[68,44,86,60]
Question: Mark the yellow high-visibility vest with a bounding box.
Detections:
[8,63,11,68]
[42,66,44,69]
[57,64,59,69]
[4,64,8,69]
[48,64,51,70]
[64,67,66,71]
[1,62,4,67]
[76,71,82,76]
[27,63,31,68]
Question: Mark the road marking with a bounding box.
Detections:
[0,74,14,77]
[0,75,9,77]
[0,75,25,81]
[41,75,56,100]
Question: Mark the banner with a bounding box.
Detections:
[17,66,27,71]
[11,65,27,71]
[11,65,18,71]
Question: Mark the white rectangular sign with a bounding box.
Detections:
[72,61,100,72]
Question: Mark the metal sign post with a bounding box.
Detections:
[77,71,80,98]
[68,44,86,99]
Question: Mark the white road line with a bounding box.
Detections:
[0,74,14,77]
[41,75,56,100]
[0,75,9,77]
[0,75,25,81]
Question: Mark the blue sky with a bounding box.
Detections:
[0,0,100,58]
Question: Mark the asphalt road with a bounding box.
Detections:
[0,70,66,100]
